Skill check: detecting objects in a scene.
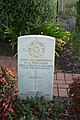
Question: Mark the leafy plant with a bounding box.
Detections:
[8,96,70,120]
[4,22,71,56]
[0,63,17,120]
[68,76,80,120]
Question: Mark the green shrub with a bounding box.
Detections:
[63,0,78,17]
[76,0,80,32]
[0,0,54,39]
[6,96,69,120]
[4,22,71,56]
[71,0,80,59]
[70,32,80,61]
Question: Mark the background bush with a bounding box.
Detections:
[63,0,78,17]
[0,0,54,40]
[72,0,80,58]
[76,0,80,32]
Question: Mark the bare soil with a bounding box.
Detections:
[0,40,16,56]
[56,45,80,73]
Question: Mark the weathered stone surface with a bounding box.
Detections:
[18,35,55,100]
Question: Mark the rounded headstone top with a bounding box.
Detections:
[18,35,55,41]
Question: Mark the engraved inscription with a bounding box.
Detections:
[19,58,53,70]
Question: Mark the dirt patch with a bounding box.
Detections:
[0,40,16,56]
[56,45,80,73]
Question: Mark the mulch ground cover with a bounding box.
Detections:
[56,45,80,73]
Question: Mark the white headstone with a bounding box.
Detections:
[18,35,55,100]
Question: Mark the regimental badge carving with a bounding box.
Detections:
[27,40,45,57]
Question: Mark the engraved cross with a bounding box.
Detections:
[29,71,42,90]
